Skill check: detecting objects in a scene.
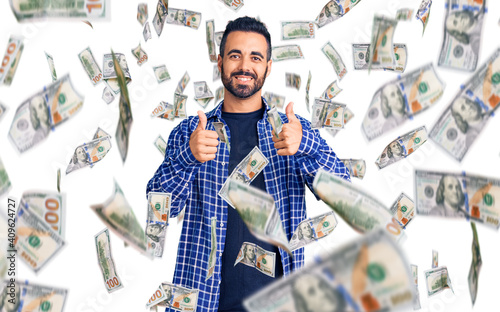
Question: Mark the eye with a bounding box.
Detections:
[252,56,261,61]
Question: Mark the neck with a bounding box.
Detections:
[222,90,263,113]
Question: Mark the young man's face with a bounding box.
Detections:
[218,31,272,99]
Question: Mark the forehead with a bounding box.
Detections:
[224,31,267,54]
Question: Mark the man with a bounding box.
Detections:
[430,175,467,217]
[147,16,349,311]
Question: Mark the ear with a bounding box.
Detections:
[266,59,272,78]
[217,54,223,73]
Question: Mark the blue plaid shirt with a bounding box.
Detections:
[146,98,350,312]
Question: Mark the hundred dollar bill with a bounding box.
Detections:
[146,282,199,310]
[16,199,65,273]
[143,22,152,42]
[153,65,170,84]
[166,8,202,29]
[66,128,112,174]
[375,126,428,169]
[154,135,167,155]
[8,74,84,153]
[321,80,342,100]
[207,217,216,280]
[321,41,347,80]
[131,43,148,66]
[411,264,422,309]
[90,181,150,256]
[389,193,415,229]
[0,157,12,198]
[0,102,7,122]
[362,63,444,141]
[416,0,432,35]
[9,0,109,21]
[175,71,190,94]
[174,93,187,118]
[468,222,481,306]
[215,86,224,104]
[213,65,220,81]
[152,0,168,37]
[21,191,66,237]
[340,159,366,179]
[78,47,103,86]
[0,36,24,86]
[281,21,315,40]
[102,87,115,104]
[45,51,57,82]
[272,45,304,62]
[228,179,291,254]
[244,228,414,312]
[285,72,301,90]
[206,20,217,63]
[263,92,285,110]
[430,48,500,161]
[305,70,311,112]
[368,15,398,71]
[315,0,362,28]
[219,146,268,208]
[194,81,214,109]
[212,122,230,152]
[325,106,354,137]
[146,192,170,257]
[415,169,500,229]
[353,43,407,72]
[0,280,68,312]
[152,101,175,121]
[267,107,283,140]
[218,0,244,12]
[425,266,453,296]
[234,242,275,277]
[438,0,485,71]
[215,31,223,46]
[289,211,338,251]
[396,8,414,21]
[95,228,123,293]
[146,285,168,309]
[313,169,407,243]
[432,249,438,268]
[137,3,148,25]
[103,53,131,94]
[311,98,345,129]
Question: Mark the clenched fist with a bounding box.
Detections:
[272,102,303,156]
[190,111,219,163]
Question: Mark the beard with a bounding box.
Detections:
[221,64,267,99]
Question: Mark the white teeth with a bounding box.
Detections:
[236,77,251,81]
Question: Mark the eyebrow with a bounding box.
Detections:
[227,49,264,59]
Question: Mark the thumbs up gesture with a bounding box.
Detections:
[189,111,219,163]
[272,102,303,156]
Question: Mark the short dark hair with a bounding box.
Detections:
[220,16,272,61]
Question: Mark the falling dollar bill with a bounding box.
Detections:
[263,92,285,110]
[281,21,315,40]
[131,43,148,66]
[152,65,170,84]
[244,228,414,312]
[368,15,398,71]
[272,45,304,62]
[289,211,338,251]
[174,93,187,118]
[146,282,199,310]
[21,191,66,237]
[396,8,414,21]
[234,242,276,277]
[102,87,115,104]
[215,31,223,46]
[78,47,103,86]
[340,159,366,179]
[325,106,354,137]
[305,70,311,112]
[267,107,283,140]
[313,169,407,243]
[154,135,167,155]
[218,0,244,11]
[95,228,123,293]
[430,47,500,161]
[207,217,217,280]
[315,0,363,28]
[152,0,168,36]
[0,36,24,86]
[227,179,291,254]
[375,126,428,169]
[166,8,202,29]
[353,43,407,72]
[103,52,131,94]
[468,222,481,306]
[0,102,7,122]
[321,41,347,80]
[193,81,214,109]
[16,199,66,273]
[145,192,170,257]
[0,157,12,198]
[8,74,84,153]
[415,169,500,229]
[0,280,68,312]
[45,51,57,82]
[152,101,175,121]
[362,63,445,141]
[321,80,342,100]
[432,249,438,268]
[66,128,112,174]
[411,264,422,309]
[212,121,230,152]
[213,65,220,82]
[416,0,432,35]
[215,86,224,104]
[57,168,61,193]
[311,98,345,129]
[143,21,152,41]
[389,193,415,229]
[285,72,301,90]
[438,0,486,71]
[175,71,190,94]
[90,181,150,256]
[206,19,217,63]
[425,266,454,297]
[9,0,110,21]
[137,3,148,25]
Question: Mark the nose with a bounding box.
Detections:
[238,55,252,73]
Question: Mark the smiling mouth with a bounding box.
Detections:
[234,75,254,82]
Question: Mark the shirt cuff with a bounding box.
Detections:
[294,126,320,157]
[172,141,201,171]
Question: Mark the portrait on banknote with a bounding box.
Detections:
[429,175,467,217]
[291,273,347,312]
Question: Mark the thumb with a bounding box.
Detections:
[286,102,297,122]
[197,110,207,130]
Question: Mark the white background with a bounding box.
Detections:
[0,0,499,311]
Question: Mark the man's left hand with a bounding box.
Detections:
[272,102,303,156]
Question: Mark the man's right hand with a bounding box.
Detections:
[189,110,219,163]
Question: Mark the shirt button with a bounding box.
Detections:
[219,252,223,257]
[218,280,221,285]
[220,222,223,227]
[222,162,225,165]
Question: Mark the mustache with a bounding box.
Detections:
[231,71,257,79]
